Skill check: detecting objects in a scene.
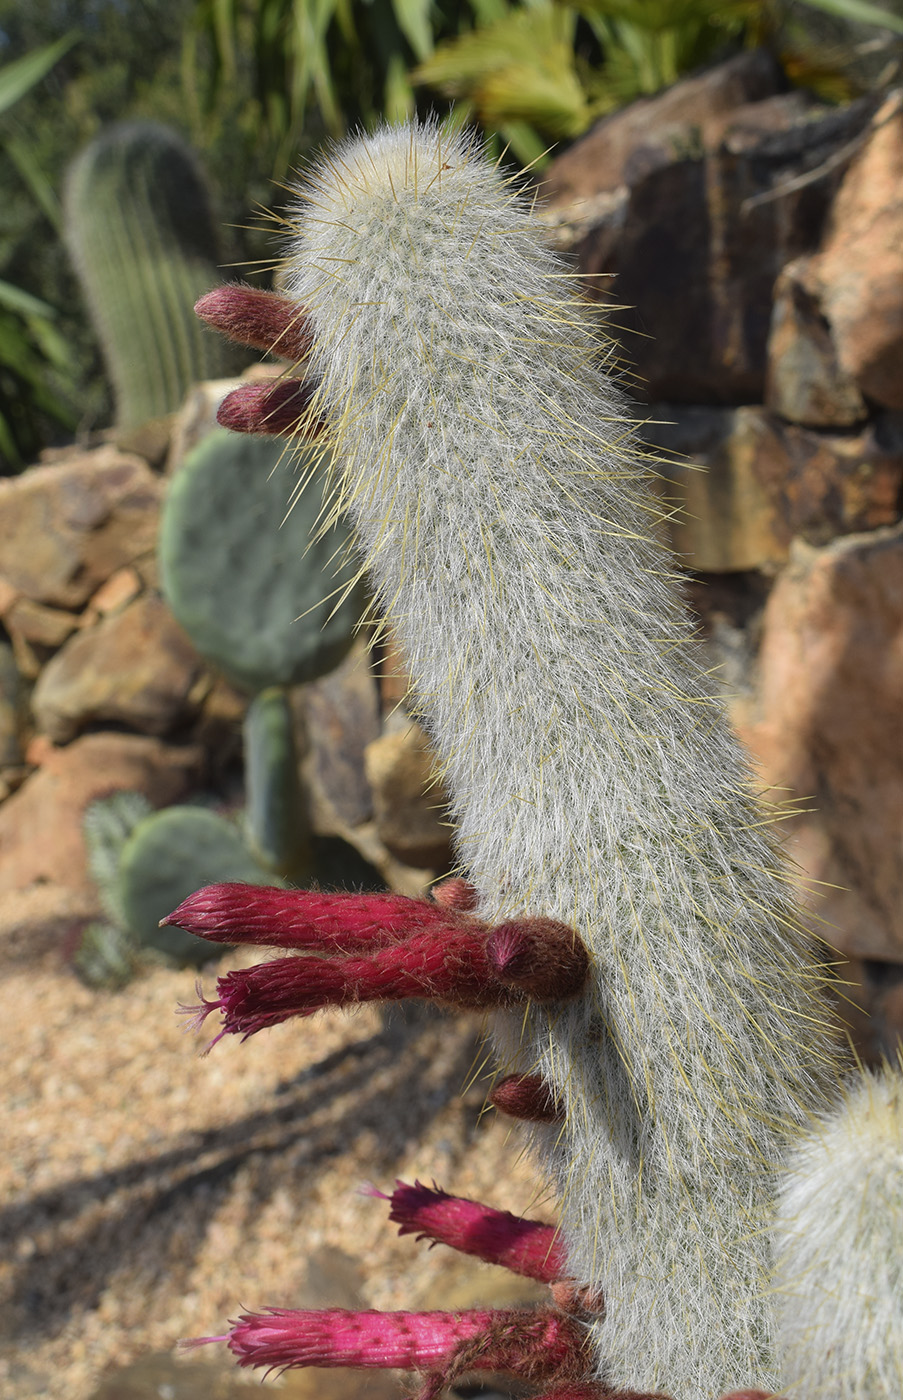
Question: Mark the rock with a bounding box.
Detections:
[751,413,903,546]
[571,97,875,402]
[112,413,175,468]
[31,593,207,744]
[0,446,162,610]
[542,48,782,208]
[646,405,903,570]
[813,91,903,409]
[1,597,80,679]
[303,637,381,829]
[739,522,903,962]
[165,378,245,476]
[766,256,867,426]
[377,628,414,713]
[2,597,77,649]
[81,565,143,623]
[364,721,454,871]
[650,407,785,571]
[0,732,203,954]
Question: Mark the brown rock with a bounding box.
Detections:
[365,721,453,870]
[303,636,381,828]
[0,732,203,947]
[112,413,174,468]
[573,98,875,402]
[542,49,782,208]
[752,413,903,546]
[647,406,903,570]
[0,446,162,610]
[31,593,206,743]
[740,522,903,961]
[165,378,246,476]
[815,92,903,409]
[4,597,78,649]
[651,407,784,571]
[766,256,867,426]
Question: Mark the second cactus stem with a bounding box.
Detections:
[186,123,853,1399]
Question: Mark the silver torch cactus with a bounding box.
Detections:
[176,121,902,1400]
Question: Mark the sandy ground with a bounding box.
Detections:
[1,940,550,1399]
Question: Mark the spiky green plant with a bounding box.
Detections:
[176,122,903,1400]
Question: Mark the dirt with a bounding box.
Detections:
[1,944,549,1398]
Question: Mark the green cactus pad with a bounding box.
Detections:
[65,121,247,430]
[73,921,139,990]
[83,791,153,928]
[159,429,365,693]
[118,805,275,964]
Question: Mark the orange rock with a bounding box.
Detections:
[0,731,203,904]
[82,565,142,622]
[740,521,903,962]
[814,92,903,409]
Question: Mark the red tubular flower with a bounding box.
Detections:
[489,1074,565,1124]
[199,1305,586,1382]
[189,928,511,1041]
[385,1180,567,1283]
[165,884,465,952]
[716,1393,774,1399]
[173,887,591,1042]
[195,285,313,360]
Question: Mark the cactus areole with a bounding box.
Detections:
[183,122,870,1400]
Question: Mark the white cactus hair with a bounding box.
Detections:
[280,119,857,1397]
[773,1055,903,1399]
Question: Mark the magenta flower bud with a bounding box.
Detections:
[195,285,313,360]
[216,379,322,437]
[386,1180,567,1283]
[165,884,466,952]
[486,919,589,1000]
[431,878,479,911]
[489,1074,565,1124]
[199,1306,585,1381]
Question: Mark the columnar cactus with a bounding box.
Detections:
[182,121,901,1399]
[772,1060,903,1399]
[65,122,247,429]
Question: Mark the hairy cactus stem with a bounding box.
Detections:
[187,121,892,1399]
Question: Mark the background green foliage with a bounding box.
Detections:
[1,0,901,464]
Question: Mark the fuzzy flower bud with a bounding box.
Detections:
[216,378,321,436]
[384,1180,567,1283]
[489,1074,565,1124]
[195,285,312,359]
